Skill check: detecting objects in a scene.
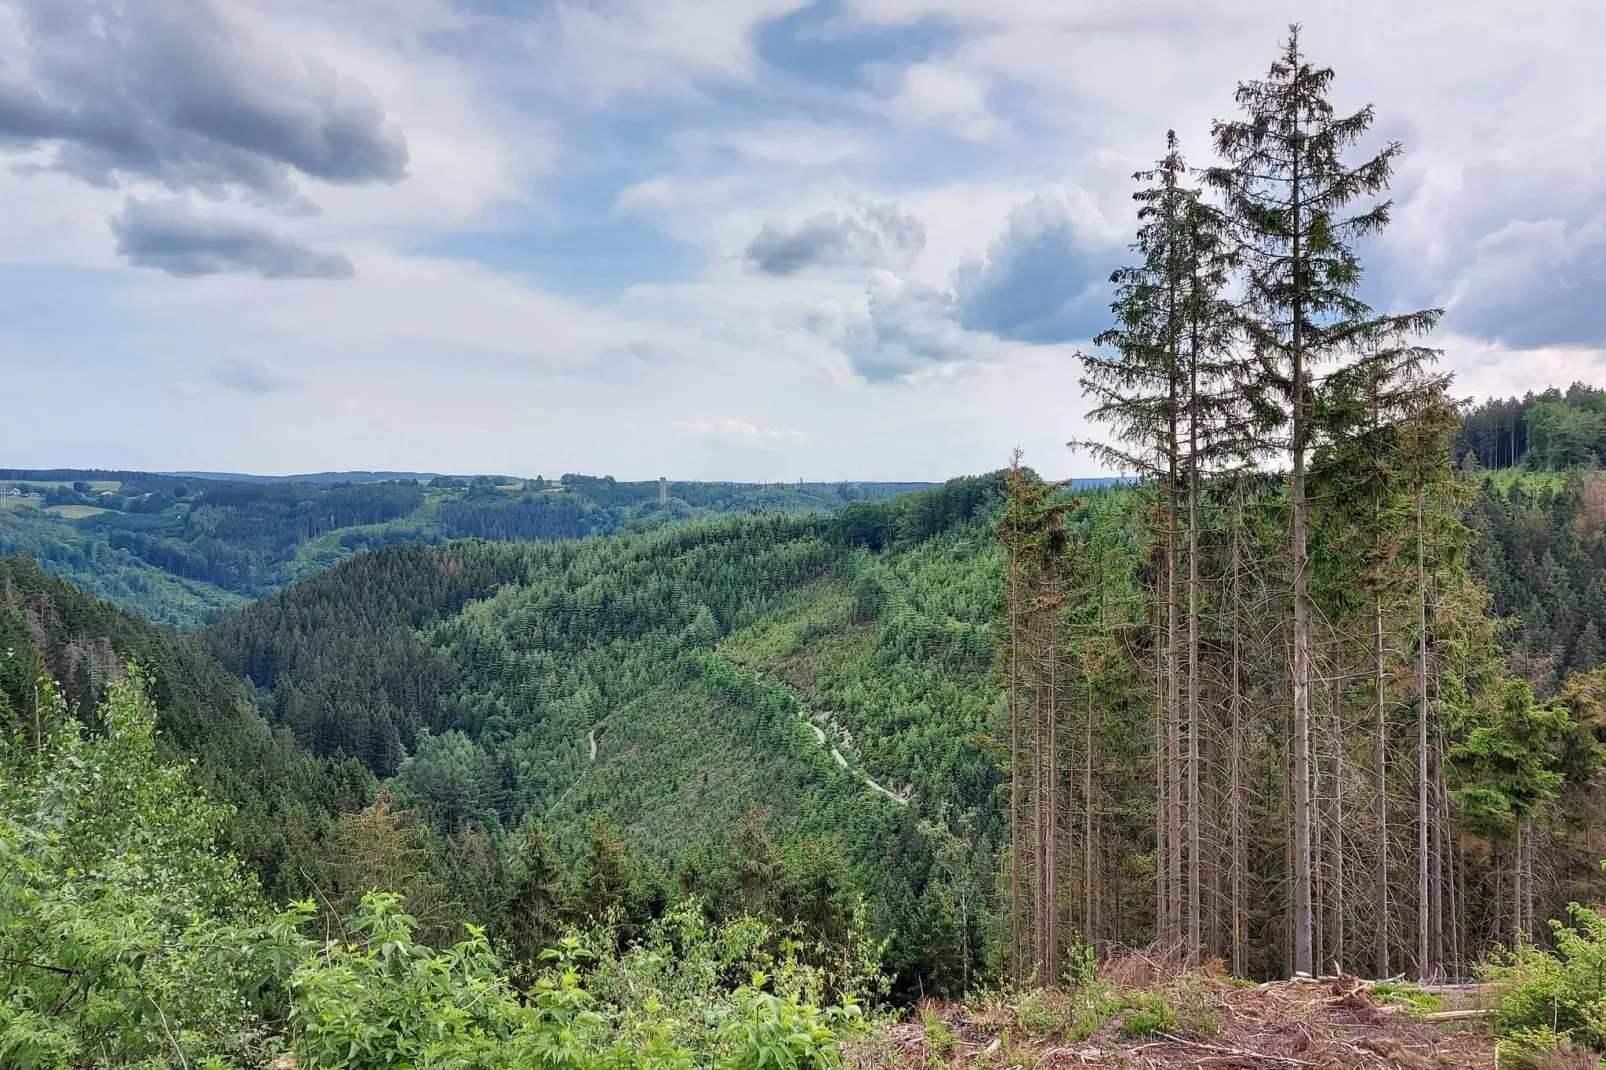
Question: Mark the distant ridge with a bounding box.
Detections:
[162,470,441,484]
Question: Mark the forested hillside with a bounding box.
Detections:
[194,474,1011,994]
[0,469,928,629]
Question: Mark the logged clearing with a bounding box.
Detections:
[856,967,1502,1070]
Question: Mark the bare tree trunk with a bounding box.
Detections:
[1085,680,1095,951]
[1167,465,1183,953]
[1155,618,1168,948]
[1009,528,1023,984]
[1415,486,1429,978]
[1230,488,1246,978]
[1186,343,1202,961]
[1522,816,1534,945]
[1374,597,1390,979]
[1315,720,1326,973]
[1332,671,1346,974]
[1047,624,1061,987]
[1289,144,1315,979]
[1035,626,1048,981]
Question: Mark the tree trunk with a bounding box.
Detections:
[1289,145,1315,977]
[1155,617,1167,948]
[1230,490,1246,978]
[1332,671,1346,974]
[1415,486,1430,979]
[1009,530,1023,983]
[1167,405,1183,953]
[1374,596,1390,979]
[1186,322,1202,960]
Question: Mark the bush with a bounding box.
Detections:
[0,672,278,1068]
[1118,991,1179,1039]
[922,1009,958,1065]
[1065,981,1125,1042]
[1170,978,1221,1038]
[1014,988,1064,1038]
[1483,901,1606,1054]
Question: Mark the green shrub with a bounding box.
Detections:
[1118,991,1179,1039]
[1065,982,1126,1041]
[1171,978,1221,1038]
[1483,902,1606,1054]
[0,673,278,1069]
[720,972,848,1070]
[1495,1025,1603,1070]
[1014,988,1064,1038]
[922,1010,958,1063]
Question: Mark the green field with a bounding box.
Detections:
[0,479,120,491]
[45,504,109,519]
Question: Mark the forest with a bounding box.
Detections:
[5,27,1606,1070]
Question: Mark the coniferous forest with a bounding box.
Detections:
[5,29,1606,1070]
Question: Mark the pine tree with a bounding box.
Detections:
[1206,26,1441,975]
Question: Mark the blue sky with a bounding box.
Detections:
[2,0,1602,480]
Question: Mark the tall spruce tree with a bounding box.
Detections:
[1206,26,1442,975]
[1078,132,1198,951]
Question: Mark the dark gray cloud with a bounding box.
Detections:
[951,192,1116,344]
[210,357,283,394]
[745,201,925,275]
[112,198,356,279]
[1443,215,1606,350]
[829,191,1115,381]
[0,0,408,204]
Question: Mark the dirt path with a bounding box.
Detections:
[588,728,597,761]
[790,696,914,806]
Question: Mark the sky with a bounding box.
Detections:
[2,0,1603,482]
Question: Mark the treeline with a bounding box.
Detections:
[1455,382,1606,471]
[1468,468,1606,686]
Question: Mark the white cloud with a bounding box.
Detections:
[672,417,808,447]
[884,63,1004,141]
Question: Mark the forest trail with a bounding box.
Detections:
[588,728,597,761]
[788,692,914,806]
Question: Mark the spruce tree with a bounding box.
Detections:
[1078,132,1192,951]
[1206,26,1441,975]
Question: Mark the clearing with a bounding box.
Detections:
[857,967,1504,1069]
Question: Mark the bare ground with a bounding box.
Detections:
[849,964,1502,1070]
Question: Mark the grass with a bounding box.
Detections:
[45,505,109,519]
[1370,981,1447,1016]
